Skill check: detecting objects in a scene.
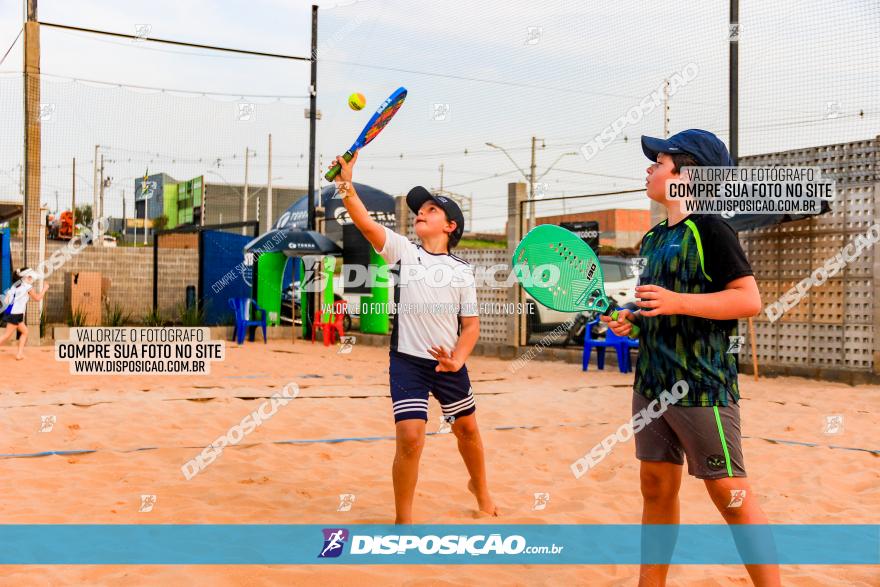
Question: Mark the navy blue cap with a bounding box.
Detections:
[406,186,465,247]
[641,129,733,167]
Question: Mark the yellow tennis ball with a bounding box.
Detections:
[348,92,366,111]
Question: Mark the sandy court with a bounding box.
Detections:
[0,339,878,586]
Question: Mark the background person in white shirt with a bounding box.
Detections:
[1,267,49,360]
[331,151,497,523]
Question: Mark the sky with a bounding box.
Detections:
[0,0,877,231]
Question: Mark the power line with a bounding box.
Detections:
[353,143,585,161]
[319,57,734,110]
[0,27,22,67]
[46,27,282,62]
[362,108,879,163]
[35,71,309,100]
[464,194,650,226]
[39,21,311,62]
[441,169,521,189]
[525,188,645,207]
[549,168,643,181]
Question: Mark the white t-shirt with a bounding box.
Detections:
[375,226,478,360]
[5,282,33,314]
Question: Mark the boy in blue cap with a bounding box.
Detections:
[603,129,780,586]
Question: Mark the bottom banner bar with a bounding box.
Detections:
[0,525,876,565]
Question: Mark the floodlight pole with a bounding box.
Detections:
[305,4,319,340]
[307,5,318,232]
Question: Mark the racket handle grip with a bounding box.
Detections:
[324,150,355,182]
[610,310,640,339]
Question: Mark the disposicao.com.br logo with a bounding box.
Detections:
[317,528,563,558]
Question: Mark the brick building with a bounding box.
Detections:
[536,208,651,248]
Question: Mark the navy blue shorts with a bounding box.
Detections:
[1,313,23,326]
[389,350,475,423]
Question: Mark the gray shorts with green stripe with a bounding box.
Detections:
[632,392,746,480]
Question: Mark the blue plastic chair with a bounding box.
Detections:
[582,315,631,373]
[229,298,267,344]
[605,328,639,373]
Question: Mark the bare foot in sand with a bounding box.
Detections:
[15,354,24,360]
[468,479,498,517]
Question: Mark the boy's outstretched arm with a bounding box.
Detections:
[636,275,762,320]
[332,152,386,252]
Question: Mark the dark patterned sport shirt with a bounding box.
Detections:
[634,215,753,407]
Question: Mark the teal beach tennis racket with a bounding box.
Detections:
[512,224,640,337]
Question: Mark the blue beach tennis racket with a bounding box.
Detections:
[325,86,407,181]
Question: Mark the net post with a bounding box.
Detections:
[507,182,527,348]
[23,2,42,344]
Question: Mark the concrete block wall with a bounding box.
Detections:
[155,245,200,319]
[10,240,198,324]
[738,136,880,380]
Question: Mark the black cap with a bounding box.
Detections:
[406,186,465,247]
[641,129,733,167]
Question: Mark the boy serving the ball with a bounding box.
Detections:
[331,151,497,523]
[603,129,780,586]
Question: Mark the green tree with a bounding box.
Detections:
[152,214,169,232]
[75,204,93,226]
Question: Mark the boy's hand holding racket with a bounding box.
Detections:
[601,309,637,337]
[332,150,358,184]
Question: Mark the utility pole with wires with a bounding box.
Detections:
[266,133,273,230]
[487,139,542,231]
[97,153,104,246]
[438,163,444,191]
[242,146,249,235]
[92,144,99,243]
[143,188,149,246]
[530,137,539,229]
[99,154,104,218]
[487,139,578,231]
[71,157,75,224]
